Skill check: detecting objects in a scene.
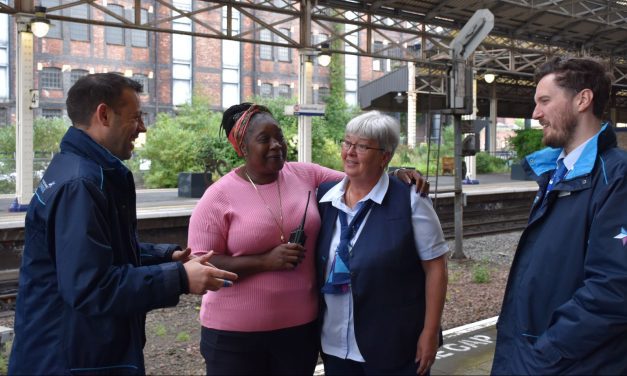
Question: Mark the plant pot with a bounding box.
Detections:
[510,163,533,181]
[178,172,211,198]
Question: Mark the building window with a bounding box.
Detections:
[222,6,240,108]
[311,33,328,47]
[0,107,8,126]
[41,108,62,118]
[278,84,291,98]
[69,4,89,41]
[260,29,272,60]
[131,8,148,47]
[373,41,385,71]
[41,67,62,89]
[318,86,330,102]
[41,0,62,39]
[172,0,192,106]
[260,83,273,98]
[105,5,125,45]
[276,28,291,62]
[0,10,8,99]
[345,26,358,106]
[132,73,148,92]
[70,69,88,86]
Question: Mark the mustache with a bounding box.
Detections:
[539,121,550,128]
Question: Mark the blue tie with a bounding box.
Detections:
[321,200,374,294]
[543,159,568,204]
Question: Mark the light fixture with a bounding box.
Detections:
[484,73,496,84]
[394,92,405,104]
[317,43,331,67]
[30,6,50,38]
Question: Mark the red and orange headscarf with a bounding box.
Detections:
[227,104,271,157]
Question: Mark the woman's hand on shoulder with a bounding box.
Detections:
[392,168,430,197]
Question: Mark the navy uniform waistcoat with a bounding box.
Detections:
[316,177,439,369]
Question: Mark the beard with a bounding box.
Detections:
[541,109,578,149]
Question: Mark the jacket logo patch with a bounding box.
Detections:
[614,227,627,246]
[557,191,571,198]
[37,178,56,193]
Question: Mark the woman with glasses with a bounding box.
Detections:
[316,110,448,375]
[187,103,426,375]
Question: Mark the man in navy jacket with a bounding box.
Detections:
[492,57,627,374]
[8,73,237,375]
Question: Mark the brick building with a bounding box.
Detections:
[0,0,401,127]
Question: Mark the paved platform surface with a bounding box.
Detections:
[3,174,513,374]
[0,173,537,225]
[313,316,498,375]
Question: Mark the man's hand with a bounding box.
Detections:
[183,251,238,294]
[261,243,306,271]
[394,169,430,197]
[415,330,438,375]
[172,247,193,262]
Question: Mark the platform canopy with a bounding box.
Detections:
[2,0,627,121]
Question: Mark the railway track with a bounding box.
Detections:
[0,269,18,309]
[0,190,536,303]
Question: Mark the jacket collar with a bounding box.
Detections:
[525,122,615,180]
[61,126,129,174]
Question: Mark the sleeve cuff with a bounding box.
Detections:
[176,262,190,294]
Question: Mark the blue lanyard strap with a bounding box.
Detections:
[322,200,374,294]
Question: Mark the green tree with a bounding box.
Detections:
[508,128,544,161]
[0,117,69,193]
[138,95,226,188]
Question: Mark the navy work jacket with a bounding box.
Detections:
[316,177,441,370]
[492,124,627,375]
[9,126,187,375]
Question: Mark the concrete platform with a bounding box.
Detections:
[0,173,538,228]
[313,317,498,375]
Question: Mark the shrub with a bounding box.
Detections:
[472,263,491,284]
[476,152,508,173]
[508,128,544,161]
[138,95,224,188]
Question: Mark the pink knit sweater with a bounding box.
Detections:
[188,162,343,332]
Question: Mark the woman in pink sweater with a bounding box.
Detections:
[188,103,342,374]
[189,103,426,375]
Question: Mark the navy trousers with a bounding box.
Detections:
[321,352,429,375]
[200,321,318,375]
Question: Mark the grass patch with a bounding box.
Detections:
[472,263,491,284]
[0,341,11,373]
[175,331,190,342]
[154,324,167,337]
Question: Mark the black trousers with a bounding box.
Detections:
[321,352,428,376]
[200,321,318,375]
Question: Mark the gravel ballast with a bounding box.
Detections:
[0,231,523,375]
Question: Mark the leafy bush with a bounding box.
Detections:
[508,128,544,161]
[138,96,225,188]
[476,152,509,173]
[0,117,69,193]
[472,263,491,284]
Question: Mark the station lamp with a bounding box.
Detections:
[484,73,496,84]
[317,43,331,67]
[30,6,50,38]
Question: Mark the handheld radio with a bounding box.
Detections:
[289,191,311,246]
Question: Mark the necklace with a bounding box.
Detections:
[244,170,285,243]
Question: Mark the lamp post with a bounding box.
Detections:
[12,9,48,211]
[297,49,315,163]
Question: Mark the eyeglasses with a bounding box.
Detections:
[340,139,385,154]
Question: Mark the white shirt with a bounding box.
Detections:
[318,172,449,361]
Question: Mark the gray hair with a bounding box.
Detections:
[345,110,400,155]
